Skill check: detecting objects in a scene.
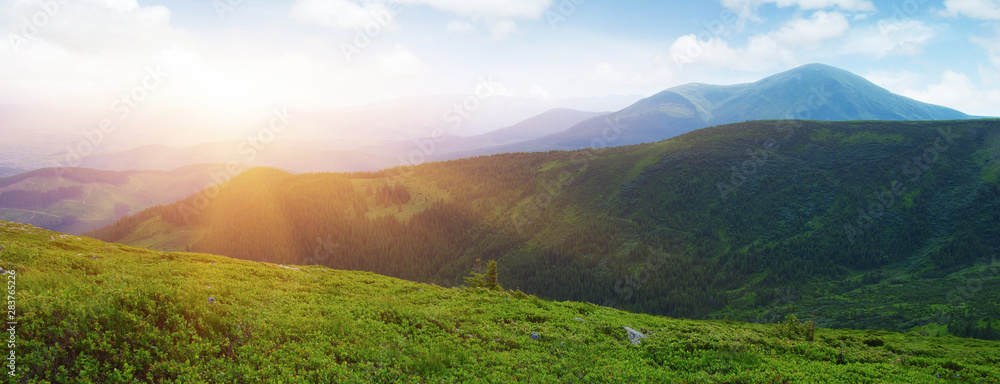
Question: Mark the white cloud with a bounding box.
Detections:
[289,0,396,29]
[909,71,1000,116]
[863,69,923,91]
[529,85,553,100]
[971,27,1000,85]
[871,69,1000,116]
[488,19,518,39]
[400,0,552,20]
[0,0,449,147]
[770,11,849,49]
[841,19,934,57]
[722,0,874,19]
[290,0,551,39]
[446,20,476,33]
[290,0,552,29]
[724,0,874,11]
[662,35,739,69]
[81,0,143,15]
[577,62,674,91]
[4,0,175,56]
[941,0,1000,20]
[662,11,844,73]
[974,33,1000,66]
[0,0,184,104]
[376,43,426,76]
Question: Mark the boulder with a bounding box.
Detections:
[623,326,647,346]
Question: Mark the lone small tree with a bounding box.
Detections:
[465,260,501,291]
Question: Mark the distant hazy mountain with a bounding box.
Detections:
[0,165,244,235]
[356,108,606,158]
[477,108,609,144]
[76,141,399,173]
[73,108,605,173]
[277,93,643,146]
[0,167,25,178]
[549,94,645,113]
[491,63,971,152]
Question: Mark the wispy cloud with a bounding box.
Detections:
[941,0,1000,20]
[289,0,551,39]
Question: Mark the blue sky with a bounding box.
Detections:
[146,0,1000,109]
[2,0,1000,145]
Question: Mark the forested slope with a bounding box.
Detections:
[89,120,1000,338]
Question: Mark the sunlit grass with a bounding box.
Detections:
[3,221,999,383]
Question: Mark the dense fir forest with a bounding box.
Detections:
[88,119,1000,340]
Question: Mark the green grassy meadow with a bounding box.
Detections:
[2,221,998,383]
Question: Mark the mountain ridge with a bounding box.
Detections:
[470,63,971,154]
[0,164,246,234]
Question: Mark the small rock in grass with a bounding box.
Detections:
[623,326,647,346]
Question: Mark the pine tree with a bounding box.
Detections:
[465,260,501,291]
[485,260,499,289]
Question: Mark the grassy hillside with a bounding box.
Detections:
[89,119,1000,338]
[0,165,243,235]
[3,221,1000,383]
